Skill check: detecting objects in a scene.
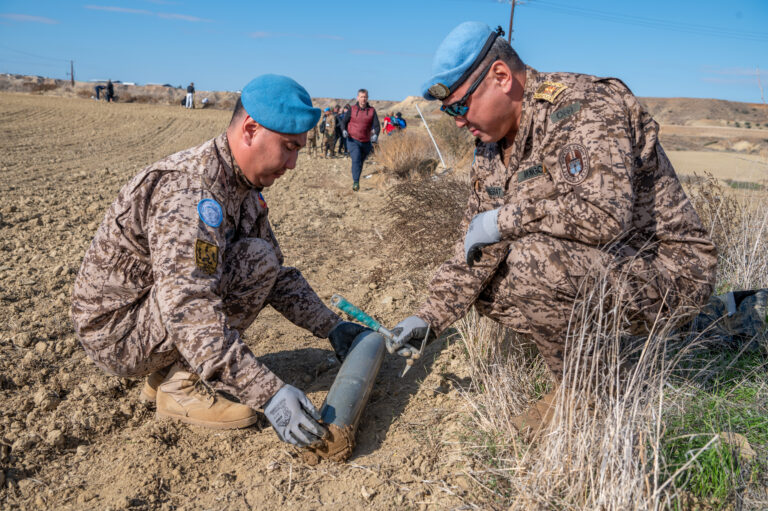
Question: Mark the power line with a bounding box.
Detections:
[522,0,768,43]
[0,45,69,63]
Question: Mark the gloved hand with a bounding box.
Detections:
[342,130,348,138]
[328,321,371,362]
[391,315,435,355]
[371,133,378,143]
[263,385,327,447]
[464,208,501,267]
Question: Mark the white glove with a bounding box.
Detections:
[371,133,378,143]
[464,208,500,267]
[342,130,348,138]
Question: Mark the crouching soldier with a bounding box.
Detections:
[71,75,368,447]
[390,23,717,438]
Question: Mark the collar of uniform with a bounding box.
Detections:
[496,66,539,169]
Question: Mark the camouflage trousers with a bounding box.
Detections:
[474,233,711,380]
[86,238,280,378]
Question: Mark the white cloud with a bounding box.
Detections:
[83,5,210,22]
[0,13,59,24]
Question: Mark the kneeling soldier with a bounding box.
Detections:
[72,75,368,447]
[390,23,717,436]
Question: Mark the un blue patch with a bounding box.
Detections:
[197,198,223,228]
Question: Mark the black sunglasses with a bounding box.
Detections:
[440,59,496,117]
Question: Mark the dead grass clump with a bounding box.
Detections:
[687,173,768,291]
[453,259,743,508]
[429,115,476,170]
[376,131,438,179]
[383,175,469,268]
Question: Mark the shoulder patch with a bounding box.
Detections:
[534,81,568,103]
[257,192,267,209]
[550,101,581,124]
[194,239,219,274]
[197,198,223,228]
[558,143,590,184]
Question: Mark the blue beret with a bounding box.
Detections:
[421,22,503,101]
[240,74,320,134]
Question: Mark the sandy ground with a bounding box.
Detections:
[1,91,763,510]
[0,92,475,510]
[667,150,768,182]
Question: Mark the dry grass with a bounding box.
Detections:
[429,115,476,171]
[382,174,469,269]
[376,130,439,179]
[450,179,768,508]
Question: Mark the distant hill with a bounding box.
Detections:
[1,73,765,125]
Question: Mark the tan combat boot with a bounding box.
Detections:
[511,387,559,442]
[138,368,169,403]
[155,363,259,429]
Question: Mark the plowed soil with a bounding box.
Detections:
[0,92,475,510]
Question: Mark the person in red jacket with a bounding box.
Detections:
[340,89,380,191]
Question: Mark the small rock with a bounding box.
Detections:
[12,434,37,452]
[34,341,48,354]
[13,332,33,348]
[33,388,61,411]
[368,282,378,290]
[361,486,376,500]
[76,445,88,456]
[380,295,394,306]
[46,430,65,448]
[266,461,279,471]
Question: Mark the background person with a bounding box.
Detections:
[71,74,369,446]
[340,88,380,191]
[185,82,195,109]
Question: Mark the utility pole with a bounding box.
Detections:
[508,0,516,42]
[70,60,74,86]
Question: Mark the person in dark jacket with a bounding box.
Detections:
[340,89,380,191]
[336,105,349,156]
[106,79,115,103]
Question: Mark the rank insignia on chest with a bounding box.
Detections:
[558,143,590,184]
[485,186,504,198]
[258,192,267,210]
[518,164,544,183]
[194,239,219,274]
[534,81,567,103]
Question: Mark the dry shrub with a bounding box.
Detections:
[383,174,469,268]
[376,130,438,179]
[687,173,768,290]
[428,115,476,170]
[454,265,708,509]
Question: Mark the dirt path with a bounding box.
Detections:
[0,93,477,510]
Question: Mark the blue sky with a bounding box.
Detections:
[0,0,766,103]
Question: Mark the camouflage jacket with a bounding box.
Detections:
[418,67,717,334]
[72,133,340,408]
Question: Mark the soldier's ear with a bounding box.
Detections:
[241,117,263,145]
[491,60,514,94]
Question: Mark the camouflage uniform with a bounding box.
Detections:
[418,67,717,378]
[71,134,341,408]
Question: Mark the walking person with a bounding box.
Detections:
[105,79,115,103]
[185,82,195,109]
[340,89,380,191]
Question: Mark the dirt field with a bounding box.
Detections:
[0,92,475,510]
[1,91,764,510]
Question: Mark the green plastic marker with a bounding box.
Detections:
[330,294,396,344]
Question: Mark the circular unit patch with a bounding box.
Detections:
[197,198,223,228]
[558,143,590,184]
[428,82,451,100]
